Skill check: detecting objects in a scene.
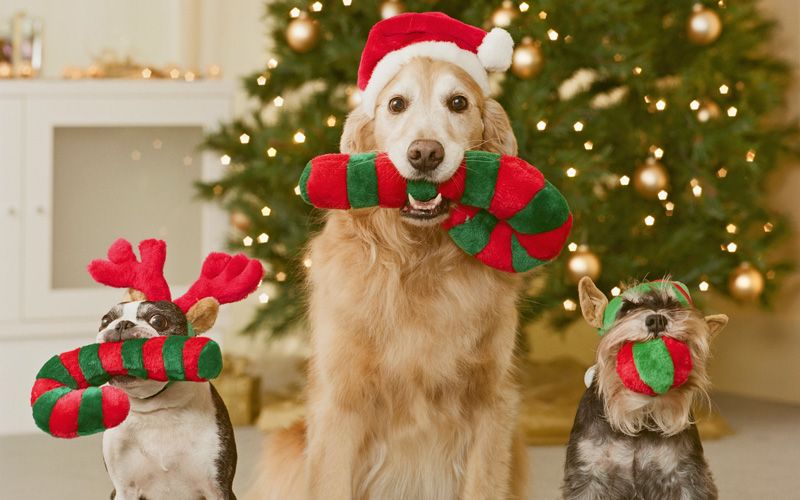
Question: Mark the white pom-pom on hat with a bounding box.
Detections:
[477,28,514,72]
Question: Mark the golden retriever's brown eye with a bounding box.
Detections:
[388,96,407,113]
[148,314,169,331]
[448,95,468,113]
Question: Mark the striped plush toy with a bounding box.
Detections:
[30,336,222,438]
[299,151,572,273]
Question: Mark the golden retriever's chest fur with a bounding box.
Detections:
[305,210,521,499]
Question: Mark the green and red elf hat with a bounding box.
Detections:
[299,151,572,273]
[31,336,222,438]
[601,281,694,396]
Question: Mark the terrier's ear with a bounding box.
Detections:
[123,288,147,302]
[704,314,728,337]
[578,277,608,329]
[186,297,220,334]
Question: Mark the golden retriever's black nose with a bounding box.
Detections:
[645,314,668,334]
[407,140,444,172]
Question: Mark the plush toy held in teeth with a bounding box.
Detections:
[299,151,572,273]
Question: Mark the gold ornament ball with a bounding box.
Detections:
[490,0,517,28]
[687,5,722,45]
[380,0,406,19]
[230,211,252,232]
[728,263,765,301]
[696,101,721,123]
[511,37,543,79]
[286,14,320,53]
[566,248,602,284]
[634,159,670,199]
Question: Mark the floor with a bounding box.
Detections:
[1,393,797,499]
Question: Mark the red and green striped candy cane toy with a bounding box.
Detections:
[31,336,222,438]
[299,151,572,273]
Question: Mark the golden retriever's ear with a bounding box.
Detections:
[482,98,517,156]
[340,106,376,154]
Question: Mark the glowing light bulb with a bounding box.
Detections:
[566,167,577,178]
[519,2,530,12]
[690,99,701,110]
[303,258,313,268]
[719,84,729,95]
[536,120,547,131]
[644,215,655,226]
[326,115,337,127]
[633,66,642,75]
[763,222,774,232]
[727,106,738,117]
[538,10,547,19]
[273,96,284,107]
[746,149,756,162]
[289,7,301,18]
[568,242,578,252]
[717,167,728,178]
[276,271,287,282]
[294,185,302,195]
[141,68,152,79]
[655,99,667,111]
[547,29,559,41]
[220,154,231,165]
[239,133,250,144]
[311,1,323,12]
[261,206,272,216]
[619,175,631,186]
[653,147,664,159]
[563,299,577,311]
[726,242,738,253]
[243,236,254,247]
[259,293,270,304]
[257,75,267,86]
[726,224,737,234]
[658,190,668,200]
[692,185,703,197]
[584,141,593,150]
[611,287,621,296]
[699,281,710,292]
[342,0,352,5]
[267,58,279,69]
[573,121,584,132]
[266,147,277,157]
[257,233,270,243]
[293,130,306,143]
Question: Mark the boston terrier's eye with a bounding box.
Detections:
[148,314,169,331]
[99,314,113,331]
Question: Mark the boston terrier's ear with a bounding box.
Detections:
[186,297,220,334]
[578,276,608,329]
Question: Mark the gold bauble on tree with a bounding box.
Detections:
[687,4,722,45]
[696,101,721,122]
[566,247,602,284]
[634,159,670,199]
[728,263,765,301]
[286,13,320,53]
[380,0,406,19]
[230,211,252,232]
[490,1,517,28]
[511,37,544,79]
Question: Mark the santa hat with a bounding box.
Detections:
[357,12,514,117]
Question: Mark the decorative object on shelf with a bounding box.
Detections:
[511,37,543,79]
[286,12,320,53]
[728,262,764,300]
[0,11,43,78]
[687,3,722,45]
[59,49,221,81]
[490,1,518,28]
[380,0,406,19]
[214,355,262,426]
[565,246,601,284]
[633,159,669,199]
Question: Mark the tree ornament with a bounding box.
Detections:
[380,0,406,19]
[696,101,721,122]
[728,262,765,301]
[490,1,517,28]
[634,159,669,199]
[566,247,601,284]
[230,211,252,232]
[687,4,722,45]
[511,37,543,79]
[286,13,319,53]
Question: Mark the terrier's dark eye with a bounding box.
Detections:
[99,314,112,331]
[448,95,468,113]
[388,96,407,113]
[148,314,169,331]
[618,300,639,318]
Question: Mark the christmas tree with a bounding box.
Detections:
[200,0,795,337]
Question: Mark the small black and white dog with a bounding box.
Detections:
[562,277,728,500]
[96,296,237,500]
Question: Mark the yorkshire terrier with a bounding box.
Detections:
[562,277,728,500]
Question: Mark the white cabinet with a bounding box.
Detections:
[0,80,233,338]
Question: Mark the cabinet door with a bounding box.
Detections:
[23,95,229,320]
[0,99,22,322]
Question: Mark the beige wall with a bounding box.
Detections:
[530,0,800,405]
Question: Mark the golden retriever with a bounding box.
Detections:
[249,57,527,500]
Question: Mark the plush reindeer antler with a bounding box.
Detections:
[173,253,264,312]
[87,239,172,302]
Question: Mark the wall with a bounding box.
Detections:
[529,0,800,405]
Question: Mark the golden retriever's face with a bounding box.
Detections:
[341,57,516,226]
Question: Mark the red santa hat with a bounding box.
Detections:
[357,12,514,117]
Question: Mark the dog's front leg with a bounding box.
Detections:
[305,390,367,500]
[461,392,518,500]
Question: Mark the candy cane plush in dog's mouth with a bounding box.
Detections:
[299,151,573,273]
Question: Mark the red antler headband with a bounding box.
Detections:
[87,238,264,311]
